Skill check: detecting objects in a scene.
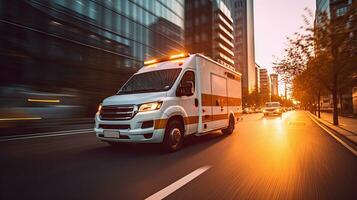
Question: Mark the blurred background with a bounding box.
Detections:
[0,0,185,133]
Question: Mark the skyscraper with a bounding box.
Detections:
[255,63,261,93]
[231,0,256,95]
[260,68,271,101]
[185,0,235,68]
[270,74,279,96]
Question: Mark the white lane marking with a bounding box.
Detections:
[145,166,211,200]
[0,129,94,142]
[309,115,357,157]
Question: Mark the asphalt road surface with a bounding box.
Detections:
[1,111,356,200]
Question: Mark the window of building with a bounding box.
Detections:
[336,6,348,17]
[201,33,207,41]
[234,1,243,8]
[201,15,207,23]
[194,17,200,25]
[195,34,200,42]
[194,0,199,8]
[87,1,97,20]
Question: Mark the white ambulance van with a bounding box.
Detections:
[95,53,242,151]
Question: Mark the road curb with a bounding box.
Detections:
[309,113,357,155]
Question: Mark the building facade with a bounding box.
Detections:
[231,0,256,95]
[185,0,235,68]
[270,74,278,96]
[255,63,261,93]
[0,0,185,118]
[259,68,271,101]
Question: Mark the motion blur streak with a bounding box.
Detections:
[27,99,60,103]
[0,117,42,121]
[0,0,185,132]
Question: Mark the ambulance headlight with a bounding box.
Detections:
[138,102,162,112]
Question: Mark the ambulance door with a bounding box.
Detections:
[210,73,228,129]
[178,70,198,135]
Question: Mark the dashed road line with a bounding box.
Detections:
[145,166,211,200]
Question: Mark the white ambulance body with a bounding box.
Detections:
[94,53,242,151]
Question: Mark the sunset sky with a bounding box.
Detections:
[254,0,315,95]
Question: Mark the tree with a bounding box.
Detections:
[274,5,357,125]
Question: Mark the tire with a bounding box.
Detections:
[222,115,235,135]
[163,119,184,152]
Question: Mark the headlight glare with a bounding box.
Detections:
[138,102,162,112]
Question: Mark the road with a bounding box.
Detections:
[0,111,356,200]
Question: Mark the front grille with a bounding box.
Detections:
[99,124,130,129]
[266,108,276,111]
[100,105,136,121]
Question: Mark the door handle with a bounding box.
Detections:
[194,98,198,107]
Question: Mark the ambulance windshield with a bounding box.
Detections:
[118,69,182,94]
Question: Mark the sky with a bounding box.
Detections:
[254,0,316,95]
[254,0,316,72]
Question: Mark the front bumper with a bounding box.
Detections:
[94,111,166,143]
[264,110,282,115]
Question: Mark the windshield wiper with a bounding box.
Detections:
[117,91,132,94]
[118,88,161,94]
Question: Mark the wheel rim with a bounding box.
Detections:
[170,128,181,147]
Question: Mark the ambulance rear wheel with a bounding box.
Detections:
[222,115,235,135]
[163,119,184,152]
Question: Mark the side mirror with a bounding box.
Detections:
[177,81,194,97]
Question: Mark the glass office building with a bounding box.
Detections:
[0,0,184,119]
[185,0,234,68]
[231,0,256,95]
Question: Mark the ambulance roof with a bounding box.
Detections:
[137,53,241,76]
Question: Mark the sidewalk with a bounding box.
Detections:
[320,113,357,134]
[311,112,357,145]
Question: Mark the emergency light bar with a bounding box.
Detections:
[144,53,189,66]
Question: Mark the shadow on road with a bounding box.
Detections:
[81,131,228,157]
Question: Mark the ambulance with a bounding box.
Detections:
[94,53,242,152]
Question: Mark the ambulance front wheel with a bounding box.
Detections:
[163,119,184,152]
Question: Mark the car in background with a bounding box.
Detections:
[254,107,263,113]
[243,107,253,114]
[263,102,282,117]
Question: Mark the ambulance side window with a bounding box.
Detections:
[177,71,195,96]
